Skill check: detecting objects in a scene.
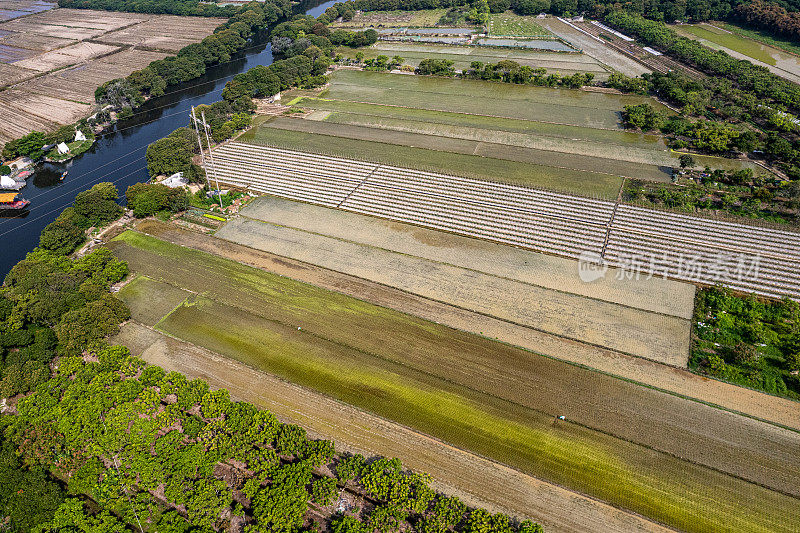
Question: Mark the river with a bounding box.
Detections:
[0,0,337,277]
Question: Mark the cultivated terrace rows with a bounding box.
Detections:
[209,142,800,300]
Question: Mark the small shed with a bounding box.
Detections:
[56,142,70,155]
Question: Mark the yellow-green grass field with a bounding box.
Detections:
[238,119,626,196]
[488,11,553,37]
[109,230,800,533]
[720,21,800,57]
[675,23,779,65]
[253,115,674,182]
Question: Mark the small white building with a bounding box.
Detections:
[56,142,70,155]
[74,130,86,142]
[162,172,189,188]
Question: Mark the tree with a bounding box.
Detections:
[145,129,195,178]
[72,182,123,226]
[679,154,695,169]
[39,208,86,255]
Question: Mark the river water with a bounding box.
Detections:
[0,0,336,277]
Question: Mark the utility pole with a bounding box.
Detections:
[190,106,224,212]
[191,106,211,193]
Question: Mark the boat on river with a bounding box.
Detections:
[0,192,30,210]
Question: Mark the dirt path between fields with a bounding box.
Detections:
[113,321,675,533]
[133,219,800,433]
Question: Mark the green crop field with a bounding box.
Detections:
[238,119,625,196]
[110,230,800,533]
[488,12,553,37]
[330,9,448,28]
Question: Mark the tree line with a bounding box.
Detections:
[0,182,545,532]
[604,11,800,181]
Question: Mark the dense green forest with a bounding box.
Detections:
[0,181,543,531]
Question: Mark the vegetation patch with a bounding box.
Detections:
[675,23,778,65]
[488,12,553,37]
[691,287,800,399]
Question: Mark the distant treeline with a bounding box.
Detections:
[57,0,237,17]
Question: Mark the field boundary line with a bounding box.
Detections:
[336,164,380,208]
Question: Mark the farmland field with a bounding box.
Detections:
[133,218,800,432]
[336,43,611,78]
[109,228,800,533]
[294,97,661,147]
[674,23,800,84]
[488,12,553,37]
[0,7,224,145]
[112,321,672,533]
[252,116,674,182]
[330,9,449,28]
[238,121,625,196]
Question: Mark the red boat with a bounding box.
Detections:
[0,192,30,210]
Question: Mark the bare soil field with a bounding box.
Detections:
[131,219,800,432]
[14,41,119,71]
[0,30,72,51]
[266,116,675,181]
[0,61,35,84]
[108,228,800,532]
[240,196,695,318]
[0,8,223,145]
[0,0,54,22]
[216,216,690,362]
[113,320,674,533]
[94,15,226,52]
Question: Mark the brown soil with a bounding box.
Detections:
[112,321,675,533]
[0,8,223,146]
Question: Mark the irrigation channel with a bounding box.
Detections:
[0,0,338,277]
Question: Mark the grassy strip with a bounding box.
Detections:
[263,116,671,181]
[111,231,800,532]
[238,119,623,197]
[335,45,608,74]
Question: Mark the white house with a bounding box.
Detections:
[56,142,70,155]
[74,130,86,142]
